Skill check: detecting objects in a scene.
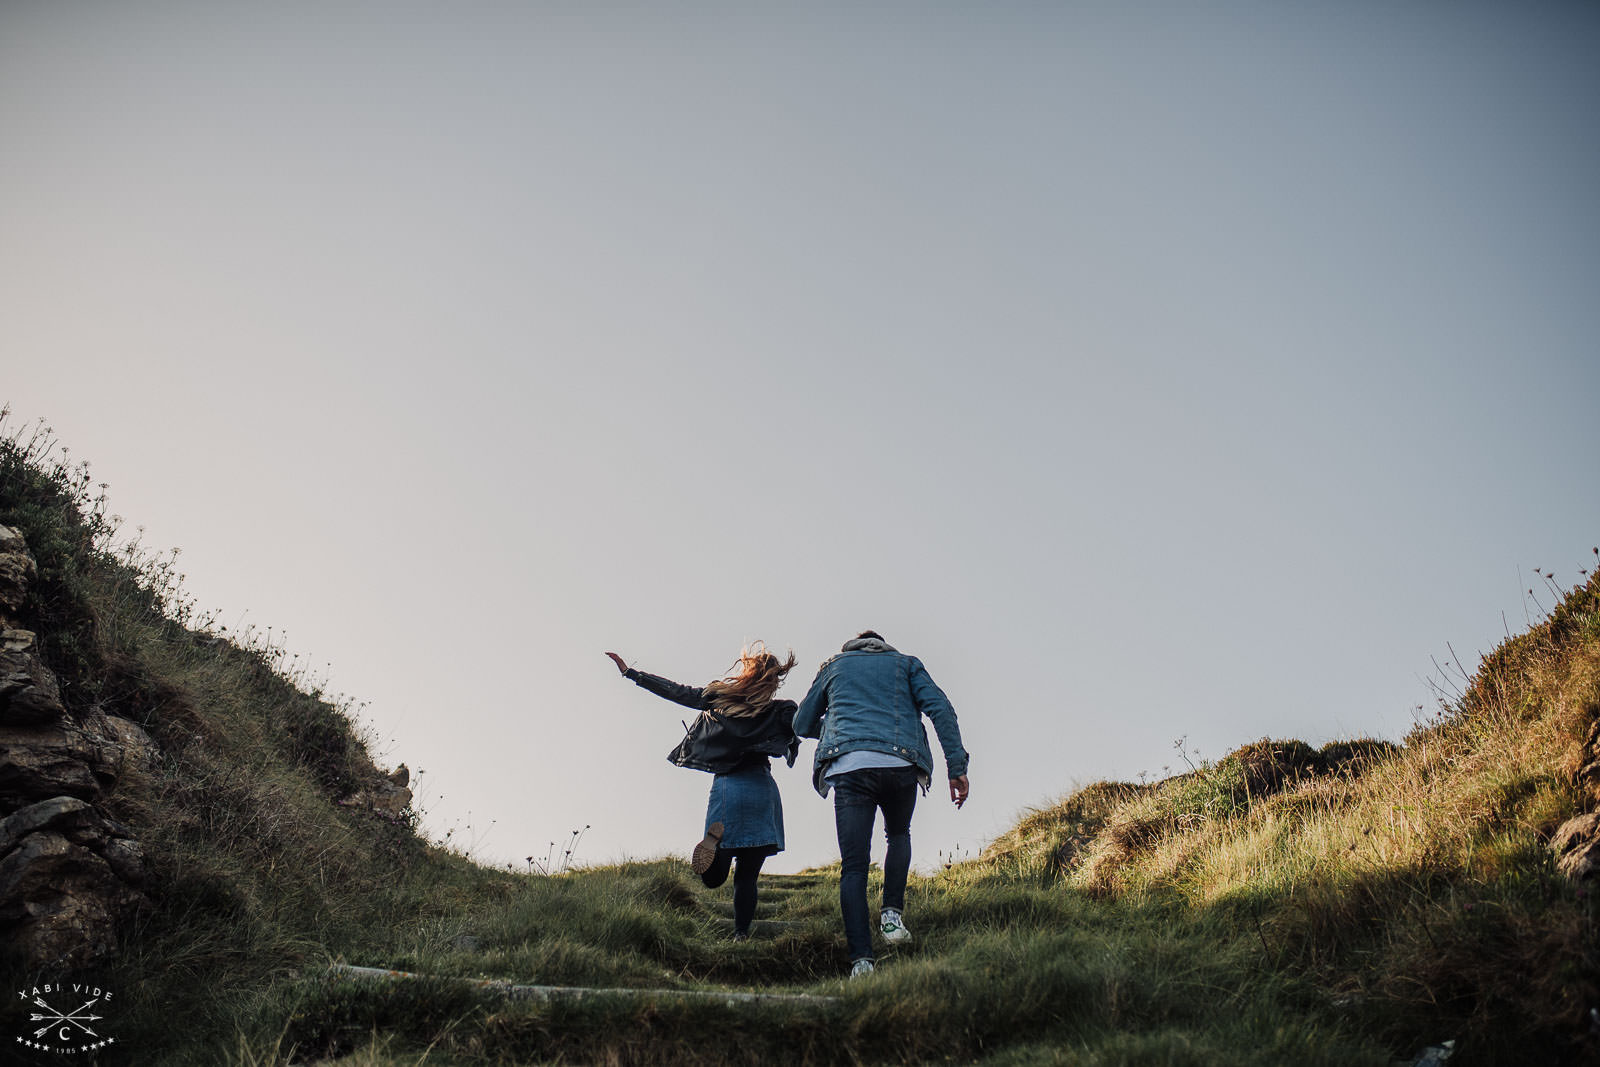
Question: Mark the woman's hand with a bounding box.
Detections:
[605,652,629,674]
[949,775,970,809]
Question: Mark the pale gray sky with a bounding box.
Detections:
[5,2,1597,873]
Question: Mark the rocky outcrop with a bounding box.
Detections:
[0,713,122,805]
[1577,714,1600,808]
[1553,812,1600,881]
[1552,709,1600,881]
[0,525,37,613]
[0,524,154,968]
[0,796,148,967]
[0,527,66,728]
[342,763,413,818]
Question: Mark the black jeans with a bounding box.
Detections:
[832,766,920,962]
[701,846,772,935]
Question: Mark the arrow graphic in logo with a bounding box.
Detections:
[29,996,103,1040]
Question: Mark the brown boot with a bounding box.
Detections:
[691,822,724,874]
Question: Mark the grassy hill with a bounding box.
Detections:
[1,417,1595,1066]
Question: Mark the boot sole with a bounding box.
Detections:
[691,822,724,874]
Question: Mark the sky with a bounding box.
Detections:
[3,2,1597,875]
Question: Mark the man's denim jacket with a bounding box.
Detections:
[793,645,968,797]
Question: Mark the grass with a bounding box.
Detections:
[1,414,1596,1065]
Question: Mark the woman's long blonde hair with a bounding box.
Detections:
[703,642,797,717]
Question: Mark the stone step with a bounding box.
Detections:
[759,875,832,888]
[695,879,827,897]
[699,896,826,917]
[329,964,838,1007]
[707,918,806,937]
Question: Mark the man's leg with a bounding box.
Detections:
[879,766,920,914]
[831,771,879,962]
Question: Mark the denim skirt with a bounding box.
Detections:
[705,761,785,852]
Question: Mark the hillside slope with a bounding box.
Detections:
[2,419,1595,1066]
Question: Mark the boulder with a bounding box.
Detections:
[0,643,67,725]
[0,798,150,967]
[101,837,148,886]
[0,525,37,616]
[107,715,162,774]
[1552,813,1600,881]
[0,524,68,727]
[344,776,413,818]
[1579,759,1600,803]
[0,795,98,856]
[1577,712,1600,804]
[0,721,120,805]
[0,831,140,968]
[2,628,36,653]
[80,706,162,776]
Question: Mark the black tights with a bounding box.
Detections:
[700,847,771,935]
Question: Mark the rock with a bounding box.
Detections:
[0,646,67,725]
[1398,1039,1456,1066]
[0,524,70,727]
[0,525,38,615]
[389,763,410,788]
[1557,838,1600,881]
[0,527,153,970]
[345,776,413,818]
[0,803,150,967]
[1577,760,1600,804]
[2,628,36,653]
[81,707,162,776]
[108,715,162,774]
[0,831,142,968]
[0,796,97,857]
[101,838,148,885]
[1553,813,1600,881]
[0,721,120,805]
[1552,813,1600,852]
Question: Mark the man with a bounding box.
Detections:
[793,631,970,978]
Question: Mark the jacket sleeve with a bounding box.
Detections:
[793,671,828,739]
[778,704,801,767]
[908,658,969,779]
[623,669,707,710]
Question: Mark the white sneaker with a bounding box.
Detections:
[879,908,912,944]
[850,958,876,979]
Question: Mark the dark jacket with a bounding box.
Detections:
[625,669,800,774]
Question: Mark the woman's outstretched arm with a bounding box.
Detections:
[606,652,706,709]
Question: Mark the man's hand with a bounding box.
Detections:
[605,652,628,674]
[949,775,970,809]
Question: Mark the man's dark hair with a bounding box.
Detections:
[857,630,884,641]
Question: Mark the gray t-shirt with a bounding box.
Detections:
[825,749,913,779]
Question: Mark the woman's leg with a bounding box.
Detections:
[700,847,733,889]
[730,848,769,936]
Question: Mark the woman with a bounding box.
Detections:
[606,643,799,940]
